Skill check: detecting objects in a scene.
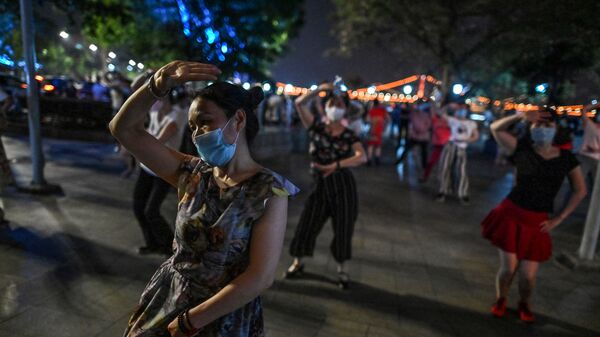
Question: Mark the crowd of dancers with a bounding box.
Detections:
[101,59,600,336]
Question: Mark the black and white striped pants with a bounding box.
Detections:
[290,168,358,263]
[438,142,470,198]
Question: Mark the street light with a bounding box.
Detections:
[107,64,116,72]
[59,31,69,39]
[367,86,376,94]
[262,83,271,92]
[403,85,413,95]
[88,44,98,52]
[310,84,318,91]
[452,83,464,95]
[535,84,547,93]
[128,59,136,66]
[242,82,251,90]
[108,51,117,59]
[137,63,144,70]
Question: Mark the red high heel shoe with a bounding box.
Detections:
[490,297,507,318]
[518,301,535,323]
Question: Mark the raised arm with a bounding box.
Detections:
[490,112,525,155]
[109,61,220,187]
[177,196,289,332]
[295,83,332,129]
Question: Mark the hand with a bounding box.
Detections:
[539,217,562,232]
[523,110,539,123]
[154,61,221,93]
[311,162,337,177]
[167,318,185,337]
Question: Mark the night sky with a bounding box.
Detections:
[269,0,414,88]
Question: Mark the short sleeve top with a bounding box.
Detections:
[308,120,360,165]
[507,140,579,213]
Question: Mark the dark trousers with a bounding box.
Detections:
[397,119,410,147]
[133,169,174,249]
[290,169,358,263]
[396,139,429,169]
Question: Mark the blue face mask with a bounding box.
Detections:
[455,109,468,118]
[530,127,556,146]
[193,118,239,167]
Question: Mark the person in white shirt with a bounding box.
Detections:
[436,102,479,204]
[133,80,188,255]
[579,104,600,188]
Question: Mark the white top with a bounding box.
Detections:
[447,116,477,149]
[579,120,600,161]
[141,107,188,176]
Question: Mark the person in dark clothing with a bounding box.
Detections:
[483,107,586,323]
[285,82,367,289]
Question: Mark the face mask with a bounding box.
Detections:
[325,106,345,121]
[455,109,468,118]
[193,118,239,167]
[530,127,556,146]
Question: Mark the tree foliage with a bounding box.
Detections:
[1,0,304,80]
[332,0,600,103]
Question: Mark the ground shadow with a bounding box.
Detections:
[271,278,599,337]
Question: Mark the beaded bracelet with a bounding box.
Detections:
[147,75,170,99]
[177,310,200,336]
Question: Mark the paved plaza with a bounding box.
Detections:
[0,129,598,337]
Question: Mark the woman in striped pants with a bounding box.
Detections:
[285,83,367,289]
[435,102,479,205]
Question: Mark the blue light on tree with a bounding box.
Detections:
[175,0,191,37]
[221,43,228,53]
[218,54,225,62]
[205,28,217,44]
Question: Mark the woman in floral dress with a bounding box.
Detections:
[110,61,298,337]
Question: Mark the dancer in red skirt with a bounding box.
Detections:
[483,107,587,323]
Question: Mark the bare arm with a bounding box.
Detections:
[185,196,289,330]
[541,166,587,232]
[295,83,332,129]
[490,113,523,155]
[340,142,368,168]
[469,125,480,143]
[109,61,220,187]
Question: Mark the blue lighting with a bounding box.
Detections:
[205,28,217,44]
[0,54,14,67]
[535,84,547,93]
[221,43,228,53]
[176,0,192,37]
[218,54,225,62]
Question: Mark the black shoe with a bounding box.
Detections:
[284,263,304,278]
[460,196,470,205]
[435,193,446,203]
[337,272,350,290]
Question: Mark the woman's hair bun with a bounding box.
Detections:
[246,86,265,109]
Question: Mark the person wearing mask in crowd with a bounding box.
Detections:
[395,103,432,175]
[285,83,367,289]
[436,102,479,204]
[130,72,188,256]
[366,99,390,166]
[483,107,586,323]
[421,104,451,182]
[112,60,298,337]
[578,104,600,190]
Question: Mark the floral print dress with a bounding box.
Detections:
[123,157,299,337]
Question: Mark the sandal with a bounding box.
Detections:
[284,263,304,278]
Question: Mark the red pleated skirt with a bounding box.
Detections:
[481,198,552,262]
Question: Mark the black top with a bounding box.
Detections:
[308,119,360,165]
[507,139,579,213]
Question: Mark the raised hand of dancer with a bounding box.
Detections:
[311,162,336,177]
[154,61,221,94]
[539,217,562,232]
